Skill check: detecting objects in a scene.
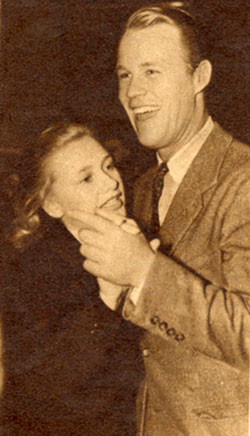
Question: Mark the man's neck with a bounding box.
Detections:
[158,111,209,163]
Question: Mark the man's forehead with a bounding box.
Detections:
[117,23,185,65]
[119,23,183,50]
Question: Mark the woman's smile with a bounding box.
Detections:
[100,191,124,211]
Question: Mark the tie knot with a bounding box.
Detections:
[156,162,168,177]
[154,162,168,189]
[150,162,168,235]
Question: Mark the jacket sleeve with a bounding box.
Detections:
[122,168,250,368]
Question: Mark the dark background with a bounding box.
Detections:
[1,0,250,180]
[0,2,249,434]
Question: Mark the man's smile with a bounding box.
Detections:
[131,105,160,122]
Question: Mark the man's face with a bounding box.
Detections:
[117,23,198,152]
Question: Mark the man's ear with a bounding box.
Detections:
[193,59,212,95]
[42,194,63,218]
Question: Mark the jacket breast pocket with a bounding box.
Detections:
[192,403,248,420]
[190,403,249,436]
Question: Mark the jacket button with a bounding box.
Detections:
[151,315,160,325]
[175,333,185,342]
[142,349,150,357]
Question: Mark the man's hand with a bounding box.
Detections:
[97,277,124,311]
[64,209,155,287]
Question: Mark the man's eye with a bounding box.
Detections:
[118,72,130,80]
[146,69,159,76]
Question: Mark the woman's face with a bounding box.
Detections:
[43,135,126,221]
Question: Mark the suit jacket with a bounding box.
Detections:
[122,123,250,436]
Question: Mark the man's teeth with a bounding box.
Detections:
[133,106,159,115]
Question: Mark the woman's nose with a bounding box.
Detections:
[102,172,119,191]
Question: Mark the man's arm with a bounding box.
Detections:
[64,170,250,368]
[123,167,250,368]
[122,250,250,368]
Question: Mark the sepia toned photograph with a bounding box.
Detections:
[0,1,250,435]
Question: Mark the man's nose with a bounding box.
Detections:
[126,76,146,99]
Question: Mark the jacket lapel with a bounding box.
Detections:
[159,123,233,252]
[133,164,158,233]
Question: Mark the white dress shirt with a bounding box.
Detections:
[130,116,214,305]
[99,118,214,310]
[158,116,214,225]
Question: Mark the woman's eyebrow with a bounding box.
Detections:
[103,154,112,162]
[101,154,113,169]
[79,165,91,174]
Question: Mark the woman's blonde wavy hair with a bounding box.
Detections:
[12,122,96,249]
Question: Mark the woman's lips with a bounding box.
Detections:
[100,193,123,210]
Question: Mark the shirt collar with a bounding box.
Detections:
[157,116,214,184]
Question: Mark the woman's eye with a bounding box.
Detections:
[107,162,115,170]
[80,175,92,183]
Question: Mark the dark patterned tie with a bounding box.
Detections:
[150,162,168,235]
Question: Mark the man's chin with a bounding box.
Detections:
[135,126,160,149]
[137,135,159,150]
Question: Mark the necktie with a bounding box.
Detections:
[150,162,168,235]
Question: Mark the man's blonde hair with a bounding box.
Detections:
[124,2,205,72]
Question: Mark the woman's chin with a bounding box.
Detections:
[113,201,126,216]
[118,203,126,216]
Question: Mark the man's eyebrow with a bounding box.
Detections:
[116,62,158,72]
[141,62,159,67]
[115,64,126,72]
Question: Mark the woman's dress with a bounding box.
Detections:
[0,219,143,436]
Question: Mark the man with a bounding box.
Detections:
[65,4,250,435]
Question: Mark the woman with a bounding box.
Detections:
[1,123,143,436]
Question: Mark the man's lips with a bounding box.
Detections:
[100,192,123,209]
[131,105,160,121]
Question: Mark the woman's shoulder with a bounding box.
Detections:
[6,220,80,277]
[2,224,98,314]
